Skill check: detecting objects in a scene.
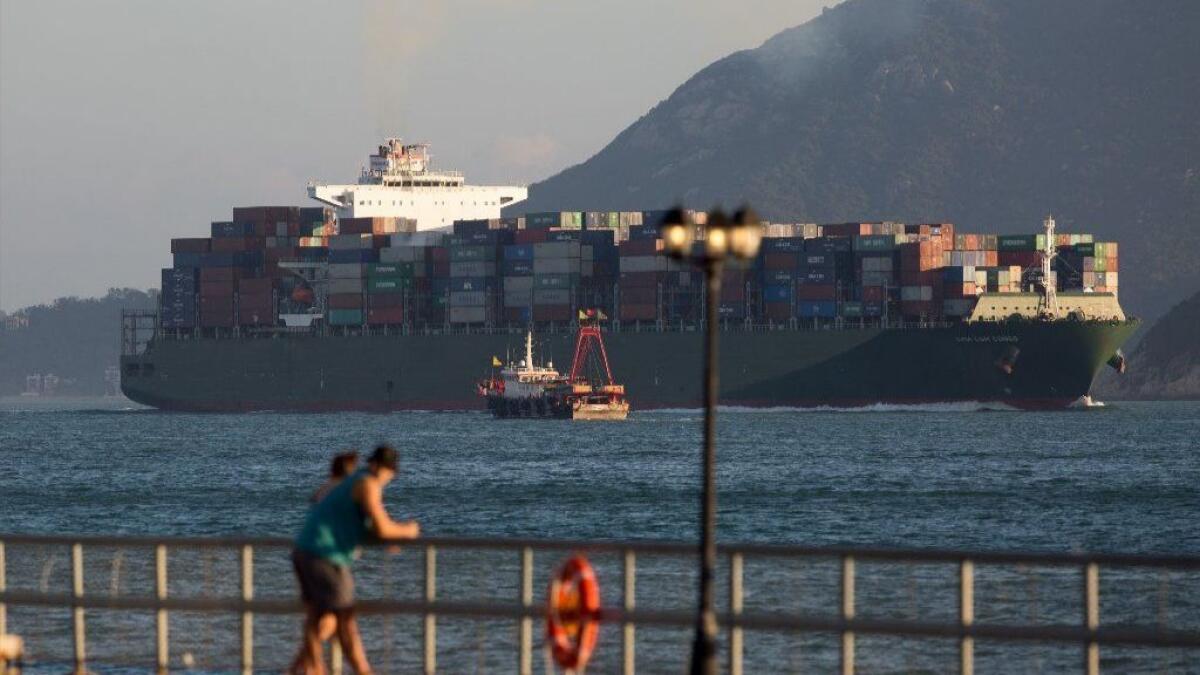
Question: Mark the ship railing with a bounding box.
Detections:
[1,533,1196,674]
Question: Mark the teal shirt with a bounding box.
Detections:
[294,469,369,567]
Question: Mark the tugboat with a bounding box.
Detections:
[477,310,630,420]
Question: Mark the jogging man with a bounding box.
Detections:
[290,445,420,674]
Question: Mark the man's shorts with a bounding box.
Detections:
[291,549,354,613]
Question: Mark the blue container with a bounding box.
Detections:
[545,230,582,243]
[806,237,853,253]
[200,252,235,268]
[640,210,673,227]
[173,252,203,269]
[863,302,884,317]
[328,248,379,264]
[582,230,615,246]
[453,219,491,235]
[628,226,660,241]
[449,230,514,246]
[762,237,806,253]
[797,301,837,318]
[763,284,792,302]
[162,268,197,287]
[716,304,746,319]
[211,221,256,238]
[503,260,534,276]
[233,250,264,267]
[503,244,534,261]
[298,248,329,262]
[448,277,495,293]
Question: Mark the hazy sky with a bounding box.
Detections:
[0,0,830,311]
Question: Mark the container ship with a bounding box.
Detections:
[120,139,1138,411]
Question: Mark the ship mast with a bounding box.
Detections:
[525,331,534,368]
[1038,214,1060,319]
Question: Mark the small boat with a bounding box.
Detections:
[477,310,629,420]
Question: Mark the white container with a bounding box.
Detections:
[533,289,571,305]
[329,278,363,294]
[620,255,668,273]
[503,290,532,307]
[533,257,579,275]
[449,291,488,306]
[533,242,580,259]
[449,306,488,324]
[329,234,374,250]
[328,263,366,279]
[450,261,496,278]
[504,276,534,292]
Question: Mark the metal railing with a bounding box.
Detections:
[1,533,1196,673]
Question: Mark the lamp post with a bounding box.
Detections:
[660,206,763,675]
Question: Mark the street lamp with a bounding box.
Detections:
[660,205,762,675]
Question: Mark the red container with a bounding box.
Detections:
[200,297,234,314]
[796,285,836,300]
[764,302,793,320]
[328,293,364,309]
[515,229,549,245]
[429,247,450,263]
[1107,257,1119,272]
[199,310,235,327]
[200,268,238,283]
[368,294,404,308]
[823,223,872,237]
[430,261,450,277]
[618,303,657,321]
[861,285,886,302]
[620,287,657,303]
[237,306,276,325]
[232,206,271,225]
[366,307,406,325]
[997,251,1040,267]
[619,271,665,288]
[238,278,274,295]
[618,239,663,256]
[900,300,939,317]
[532,305,572,322]
[211,237,263,253]
[943,282,976,298]
[200,281,236,297]
[763,252,799,270]
[171,238,212,254]
[720,285,746,302]
[899,270,939,286]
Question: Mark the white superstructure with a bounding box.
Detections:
[307,138,527,231]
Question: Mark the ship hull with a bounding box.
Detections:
[121,321,1138,412]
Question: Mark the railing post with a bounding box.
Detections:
[729,552,744,675]
[519,547,533,675]
[156,545,169,673]
[840,555,855,675]
[240,545,254,675]
[72,542,86,672]
[424,545,437,675]
[623,550,636,675]
[959,559,974,675]
[0,540,6,639]
[1083,563,1099,675]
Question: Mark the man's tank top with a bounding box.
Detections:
[294,469,369,567]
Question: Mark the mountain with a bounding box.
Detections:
[0,289,158,396]
[1099,290,1200,399]
[516,0,1200,319]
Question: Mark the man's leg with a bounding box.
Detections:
[290,607,328,675]
[335,609,372,674]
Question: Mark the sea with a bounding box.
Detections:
[1,398,1197,673]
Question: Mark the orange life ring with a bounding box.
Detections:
[546,555,601,670]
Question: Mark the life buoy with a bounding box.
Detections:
[546,555,601,671]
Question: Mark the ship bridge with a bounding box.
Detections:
[308,137,527,231]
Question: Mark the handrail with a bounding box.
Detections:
[1,590,1197,650]
[2,533,1196,673]
[1,533,1196,568]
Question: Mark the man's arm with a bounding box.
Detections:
[357,476,420,540]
